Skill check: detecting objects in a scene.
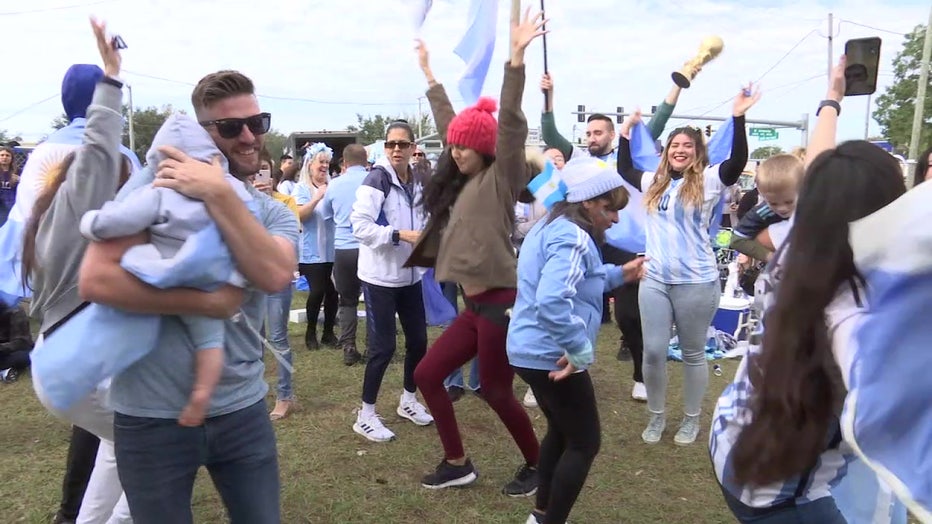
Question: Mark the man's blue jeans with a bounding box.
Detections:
[266,285,295,401]
[113,400,280,524]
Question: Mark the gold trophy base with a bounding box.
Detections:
[672,71,692,89]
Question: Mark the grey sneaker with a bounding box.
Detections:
[674,414,701,446]
[641,412,666,444]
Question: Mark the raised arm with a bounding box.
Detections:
[539,73,575,160]
[417,40,456,146]
[805,56,846,171]
[617,112,647,190]
[498,8,547,199]
[718,85,759,186]
[645,84,683,140]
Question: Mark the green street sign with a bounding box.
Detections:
[749,127,779,140]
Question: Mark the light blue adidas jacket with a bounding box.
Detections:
[507,215,625,372]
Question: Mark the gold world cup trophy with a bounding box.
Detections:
[672,36,725,89]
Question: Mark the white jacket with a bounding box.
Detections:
[350,159,426,288]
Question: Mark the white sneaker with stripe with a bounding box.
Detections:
[353,411,396,442]
[397,397,434,426]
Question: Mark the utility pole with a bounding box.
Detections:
[125,83,135,153]
[865,94,872,140]
[827,13,834,83]
[908,8,932,188]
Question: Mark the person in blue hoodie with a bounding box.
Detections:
[507,157,646,524]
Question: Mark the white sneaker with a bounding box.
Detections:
[631,382,647,401]
[397,398,434,426]
[523,388,538,408]
[674,414,701,446]
[353,411,396,442]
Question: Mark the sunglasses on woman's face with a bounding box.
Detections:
[384,141,413,150]
[199,112,272,139]
[413,152,425,158]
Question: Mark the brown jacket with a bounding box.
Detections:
[405,63,530,290]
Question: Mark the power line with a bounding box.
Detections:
[839,20,907,36]
[755,28,819,84]
[0,94,60,123]
[0,0,117,16]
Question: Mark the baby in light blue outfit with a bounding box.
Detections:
[79,113,251,426]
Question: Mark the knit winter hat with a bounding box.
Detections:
[561,157,623,203]
[61,64,104,122]
[446,97,498,157]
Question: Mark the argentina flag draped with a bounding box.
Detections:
[841,182,932,523]
[454,0,497,106]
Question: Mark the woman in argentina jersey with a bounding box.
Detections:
[616,86,757,446]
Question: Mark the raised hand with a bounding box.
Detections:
[510,6,548,65]
[827,55,846,103]
[540,73,553,95]
[733,83,762,117]
[620,109,643,139]
[415,39,430,72]
[90,17,121,78]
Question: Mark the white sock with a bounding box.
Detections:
[401,389,417,404]
[361,402,376,417]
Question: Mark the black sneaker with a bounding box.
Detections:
[502,464,538,497]
[321,331,339,348]
[343,346,362,366]
[446,386,465,403]
[616,344,632,362]
[421,458,478,489]
[305,331,319,351]
[1,368,19,383]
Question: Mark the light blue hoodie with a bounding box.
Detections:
[506,215,624,372]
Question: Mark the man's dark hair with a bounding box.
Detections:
[587,113,614,129]
[191,70,255,117]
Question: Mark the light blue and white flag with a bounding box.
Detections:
[842,181,932,523]
[410,0,433,33]
[526,158,566,211]
[454,0,497,106]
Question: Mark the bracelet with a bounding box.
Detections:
[817,99,841,117]
[100,76,124,89]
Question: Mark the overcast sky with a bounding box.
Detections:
[1,0,928,154]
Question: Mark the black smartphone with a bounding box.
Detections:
[111,35,127,50]
[844,37,881,97]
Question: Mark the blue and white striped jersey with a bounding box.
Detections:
[710,253,854,510]
[640,165,726,284]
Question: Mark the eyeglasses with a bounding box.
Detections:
[199,112,271,139]
[413,152,425,158]
[384,141,413,150]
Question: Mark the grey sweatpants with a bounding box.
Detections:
[639,277,720,416]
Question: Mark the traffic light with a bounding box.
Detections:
[616,107,624,124]
[705,125,713,137]
[577,105,586,123]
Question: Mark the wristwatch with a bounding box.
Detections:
[392,230,401,246]
[100,76,124,89]
[817,99,841,117]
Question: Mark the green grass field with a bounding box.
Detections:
[1,294,746,523]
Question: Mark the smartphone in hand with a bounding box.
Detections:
[255,168,272,186]
[844,37,882,97]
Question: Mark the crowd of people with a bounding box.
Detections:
[1,10,930,524]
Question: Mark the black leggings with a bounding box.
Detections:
[56,425,100,521]
[298,263,338,336]
[515,367,601,524]
[602,245,644,383]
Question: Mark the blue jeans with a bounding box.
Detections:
[113,400,280,524]
[722,488,846,524]
[444,358,481,390]
[267,285,294,401]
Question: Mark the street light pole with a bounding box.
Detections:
[125,82,136,153]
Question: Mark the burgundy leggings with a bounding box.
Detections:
[414,288,540,465]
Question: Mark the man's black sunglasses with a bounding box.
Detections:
[199,112,271,139]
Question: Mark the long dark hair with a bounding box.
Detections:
[546,187,629,245]
[915,146,931,187]
[731,140,906,486]
[420,148,494,228]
